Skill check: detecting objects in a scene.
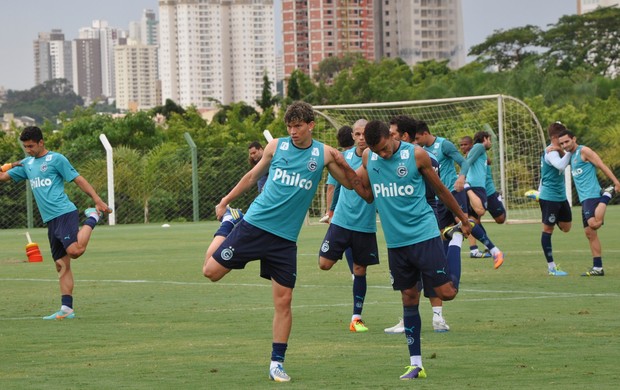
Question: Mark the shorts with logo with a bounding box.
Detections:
[388,236,451,292]
[212,219,298,288]
[581,198,601,228]
[436,190,467,230]
[467,187,488,218]
[539,199,572,226]
[319,223,379,266]
[47,210,80,261]
[487,192,506,219]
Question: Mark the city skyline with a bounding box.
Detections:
[0,0,576,92]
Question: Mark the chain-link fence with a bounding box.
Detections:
[0,144,275,228]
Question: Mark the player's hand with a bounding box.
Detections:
[460,221,472,237]
[215,202,228,221]
[454,175,465,192]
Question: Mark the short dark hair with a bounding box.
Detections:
[336,126,354,148]
[473,130,490,144]
[413,119,430,135]
[389,115,417,139]
[20,126,43,143]
[284,101,314,124]
[557,129,574,139]
[364,120,390,147]
[459,136,473,144]
[548,122,566,139]
[248,141,263,150]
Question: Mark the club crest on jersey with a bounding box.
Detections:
[40,163,48,172]
[400,149,410,160]
[396,163,408,177]
[280,142,290,151]
[321,240,330,253]
[307,158,318,172]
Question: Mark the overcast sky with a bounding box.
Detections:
[0,0,576,91]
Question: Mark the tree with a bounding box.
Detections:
[256,71,279,112]
[469,25,543,71]
[542,7,620,77]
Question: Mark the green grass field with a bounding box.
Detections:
[1,207,619,389]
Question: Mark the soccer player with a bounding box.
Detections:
[318,119,378,333]
[248,141,268,193]
[334,120,471,380]
[558,129,619,276]
[462,130,505,269]
[384,115,452,333]
[0,126,110,320]
[320,125,355,224]
[202,101,361,382]
[536,122,573,276]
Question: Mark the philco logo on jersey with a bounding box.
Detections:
[571,168,584,177]
[373,182,415,197]
[30,177,53,189]
[272,168,314,190]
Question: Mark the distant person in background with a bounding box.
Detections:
[248,141,268,193]
[558,129,619,276]
[0,126,111,320]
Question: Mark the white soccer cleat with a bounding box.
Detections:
[384,318,404,334]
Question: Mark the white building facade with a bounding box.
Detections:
[114,44,160,111]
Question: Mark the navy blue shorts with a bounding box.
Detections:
[387,237,451,292]
[212,219,298,288]
[436,190,467,229]
[539,199,572,226]
[46,210,80,261]
[467,187,488,218]
[581,198,601,228]
[319,223,380,266]
[487,192,506,219]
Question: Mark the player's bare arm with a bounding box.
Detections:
[417,148,471,236]
[327,146,373,203]
[215,138,275,219]
[581,146,620,192]
[73,176,111,214]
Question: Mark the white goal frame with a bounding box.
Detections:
[312,94,553,224]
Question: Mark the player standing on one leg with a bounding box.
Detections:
[537,122,573,276]
[202,101,361,382]
[318,119,378,333]
[334,120,471,380]
[558,129,619,276]
[0,126,111,320]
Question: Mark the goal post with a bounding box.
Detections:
[311,94,547,224]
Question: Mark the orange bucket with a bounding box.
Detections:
[25,233,43,262]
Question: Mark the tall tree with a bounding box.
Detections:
[256,71,279,112]
[468,25,543,71]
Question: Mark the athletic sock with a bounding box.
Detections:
[541,232,554,264]
[403,305,421,358]
[593,257,603,268]
[61,294,73,310]
[471,223,496,250]
[447,233,463,289]
[352,274,367,316]
[271,343,287,364]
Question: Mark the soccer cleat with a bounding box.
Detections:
[319,213,330,223]
[269,364,291,382]
[220,207,244,225]
[432,317,450,332]
[384,318,404,334]
[441,222,462,240]
[548,266,568,276]
[84,207,103,219]
[350,318,369,333]
[493,251,504,269]
[581,267,604,277]
[601,185,616,198]
[400,365,427,380]
[470,250,492,258]
[42,309,75,320]
[525,189,540,202]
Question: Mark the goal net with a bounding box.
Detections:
[310,94,546,224]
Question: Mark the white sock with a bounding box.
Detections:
[490,247,500,256]
[548,262,557,271]
[89,212,100,222]
[61,305,73,312]
[351,314,362,322]
[410,355,423,367]
[270,361,282,369]
[432,306,443,319]
[449,232,463,247]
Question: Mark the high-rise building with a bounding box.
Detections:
[114,44,159,111]
[381,0,465,69]
[78,20,124,98]
[33,29,73,86]
[282,0,465,79]
[141,9,159,46]
[72,38,103,104]
[282,0,375,78]
[577,0,620,14]
[159,0,276,109]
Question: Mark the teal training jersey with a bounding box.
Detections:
[485,165,497,196]
[465,143,487,188]
[331,148,376,233]
[570,145,601,202]
[244,137,325,242]
[367,142,439,248]
[539,147,567,202]
[423,136,467,191]
[8,151,79,223]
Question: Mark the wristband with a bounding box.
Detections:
[1,163,12,172]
